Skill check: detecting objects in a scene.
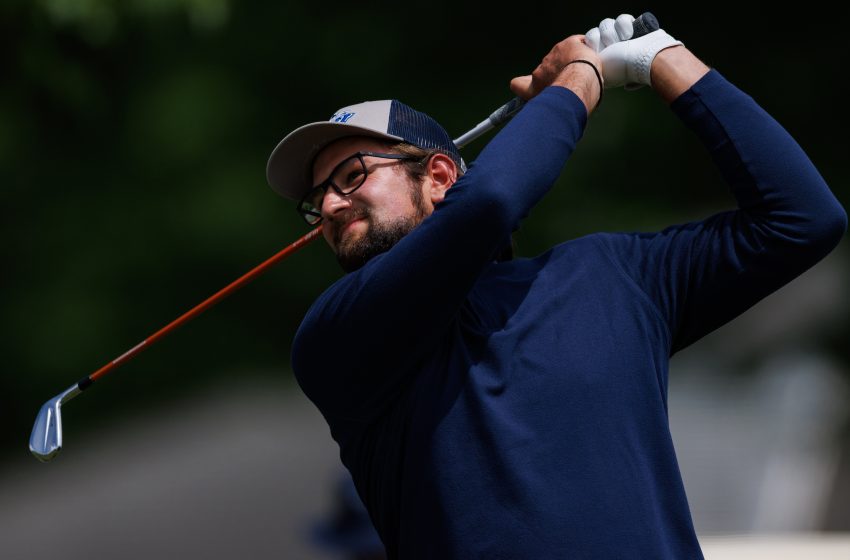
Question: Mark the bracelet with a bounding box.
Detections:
[564,59,603,109]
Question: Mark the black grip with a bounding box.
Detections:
[632,12,659,38]
[489,12,660,128]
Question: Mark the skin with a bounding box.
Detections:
[649,45,711,103]
[509,34,605,113]
[313,137,456,269]
[313,36,710,270]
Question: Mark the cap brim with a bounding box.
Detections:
[266,122,403,201]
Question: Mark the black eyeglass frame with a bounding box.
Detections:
[297,151,422,225]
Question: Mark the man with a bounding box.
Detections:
[266,14,846,559]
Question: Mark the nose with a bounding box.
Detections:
[321,187,352,220]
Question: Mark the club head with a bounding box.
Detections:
[29,384,81,462]
[30,396,64,462]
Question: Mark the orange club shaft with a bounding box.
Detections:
[87,225,323,383]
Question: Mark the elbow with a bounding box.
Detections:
[755,199,847,265]
[785,201,848,261]
[835,203,848,239]
[812,202,848,251]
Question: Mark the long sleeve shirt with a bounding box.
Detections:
[291,69,847,559]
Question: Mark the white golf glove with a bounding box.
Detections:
[585,14,683,90]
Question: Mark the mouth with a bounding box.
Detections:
[333,215,368,247]
[342,218,364,233]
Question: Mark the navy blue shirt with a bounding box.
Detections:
[292,70,847,559]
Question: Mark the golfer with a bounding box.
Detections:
[266,14,846,559]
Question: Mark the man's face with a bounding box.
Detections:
[312,137,431,272]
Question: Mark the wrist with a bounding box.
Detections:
[553,60,603,114]
[650,46,711,103]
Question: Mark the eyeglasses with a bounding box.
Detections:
[297,151,420,225]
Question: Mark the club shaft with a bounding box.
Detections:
[88,225,323,383]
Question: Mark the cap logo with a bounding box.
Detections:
[330,111,355,123]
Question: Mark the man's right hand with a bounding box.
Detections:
[509,34,603,114]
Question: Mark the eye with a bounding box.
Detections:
[332,157,366,192]
[344,168,365,186]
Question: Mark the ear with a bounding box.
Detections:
[426,153,458,205]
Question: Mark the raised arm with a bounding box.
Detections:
[592,18,847,353]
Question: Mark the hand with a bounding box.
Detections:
[509,34,603,112]
[585,14,683,89]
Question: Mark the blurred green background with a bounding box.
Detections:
[2,0,847,470]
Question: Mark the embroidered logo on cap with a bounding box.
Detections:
[330,111,355,123]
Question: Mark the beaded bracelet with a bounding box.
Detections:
[565,59,603,109]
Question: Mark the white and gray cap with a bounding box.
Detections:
[266,99,466,201]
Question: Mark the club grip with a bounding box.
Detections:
[632,12,659,37]
[489,11,660,128]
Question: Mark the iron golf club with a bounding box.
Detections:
[27,100,501,463]
[29,226,323,461]
[29,11,659,462]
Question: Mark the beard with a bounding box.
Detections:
[333,185,428,273]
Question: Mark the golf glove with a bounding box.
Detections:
[585,14,683,90]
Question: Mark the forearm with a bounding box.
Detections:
[651,46,711,104]
[552,62,602,114]
[652,38,844,246]
[671,69,846,244]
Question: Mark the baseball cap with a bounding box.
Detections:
[266,99,465,201]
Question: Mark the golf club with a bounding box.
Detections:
[29,226,323,462]
[28,101,499,462]
[29,11,659,462]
